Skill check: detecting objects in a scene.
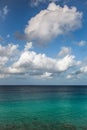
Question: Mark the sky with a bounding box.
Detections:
[0,0,87,85]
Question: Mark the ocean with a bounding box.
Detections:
[0,85,87,130]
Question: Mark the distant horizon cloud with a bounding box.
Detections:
[0,42,79,79]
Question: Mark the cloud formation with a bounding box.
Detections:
[24,42,33,51]
[80,66,87,73]
[66,63,87,79]
[0,5,9,19]
[30,0,59,7]
[0,43,18,69]
[9,50,75,74]
[0,43,18,57]
[25,2,82,44]
[30,0,46,7]
[77,40,87,46]
[58,46,71,57]
[30,0,70,7]
[0,42,78,79]
[0,43,19,78]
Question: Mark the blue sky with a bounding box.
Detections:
[0,0,87,85]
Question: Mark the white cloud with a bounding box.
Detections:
[30,0,46,7]
[3,5,8,15]
[66,74,73,79]
[0,42,81,79]
[77,40,87,46]
[0,57,8,66]
[0,43,19,78]
[80,66,87,73]
[58,46,71,57]
[30,0,59,7]
[25,2,82,44]
[8,42,76,79]
[0,43,18,57]
[0,5,9,19]
[24,42,33,51]
[40,72,52,79]
[30,0,70,7]
[66,63,87,79]
[9,52,75,75]
[0,43,19,69]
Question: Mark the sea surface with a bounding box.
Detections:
[0,85,87,130]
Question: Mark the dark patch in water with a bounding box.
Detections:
[0,120,86,130]
[61,124,76,130]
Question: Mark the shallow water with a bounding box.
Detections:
[0,86,87,130]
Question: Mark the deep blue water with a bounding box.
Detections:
[0,85,87,130]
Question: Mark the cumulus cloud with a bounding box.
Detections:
[0,43,18,57]
[77,40,87,46]
[0,43,18,68]
[39,72,52,79]
[7,42,77,80]
[80,66,87,73]
[66,74,73,79]
[24,42,33,51]
[0,57,8,66]
[42,72,52,78]
[0,42,78,79]
[25,2,82,44]
[0,42,82,79]
[0,5,9,19]
[66,64,87,79]
[58,46,71,57]
[8,51,75,75]
[0,43,19,78]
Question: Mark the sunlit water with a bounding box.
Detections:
[0,86,87,130]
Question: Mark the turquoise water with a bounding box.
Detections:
[0,86,87,129]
